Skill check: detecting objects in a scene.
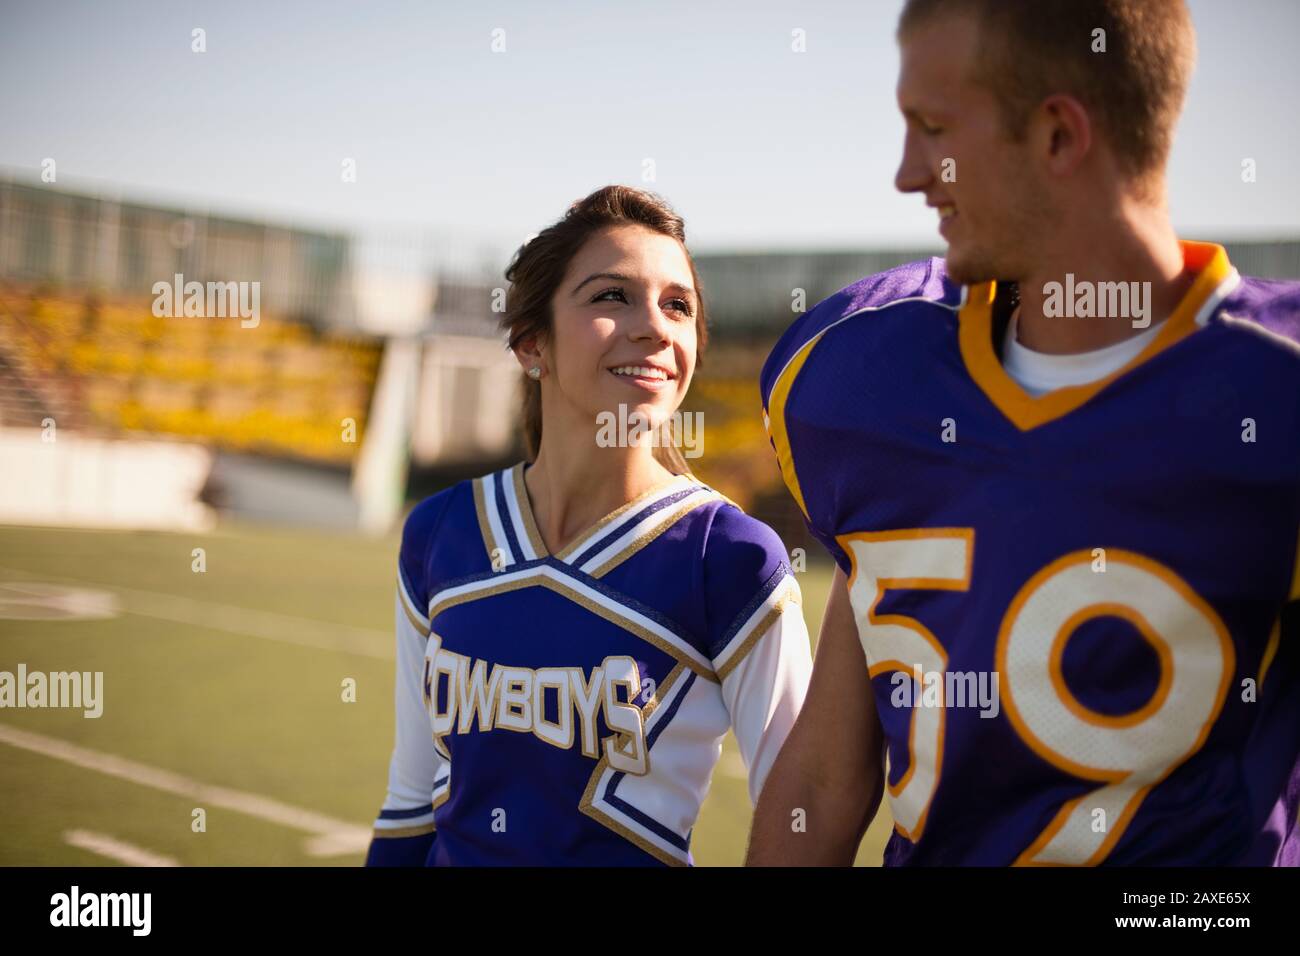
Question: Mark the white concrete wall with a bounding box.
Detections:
[0,427,215,531]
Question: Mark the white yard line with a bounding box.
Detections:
[110,585,391,660]
[63,829,180,867]
[1,723,371,857]
[0,563,392,660]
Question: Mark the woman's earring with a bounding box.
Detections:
[527,366,543,380]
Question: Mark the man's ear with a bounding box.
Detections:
[1035,94,1092,177]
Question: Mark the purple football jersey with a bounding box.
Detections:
[761,241,1300,865]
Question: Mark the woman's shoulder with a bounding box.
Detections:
[689,486,800,658]
[695,492,791,579]
[399,478,474,551]
[398,467,506,605]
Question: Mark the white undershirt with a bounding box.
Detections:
[1001,313,1166,397]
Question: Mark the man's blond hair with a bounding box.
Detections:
[899,0,1196,182]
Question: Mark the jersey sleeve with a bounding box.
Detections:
[703,505,813,805]
[365,497,452,866]
[758,316,854,573]
[759,257,953,573]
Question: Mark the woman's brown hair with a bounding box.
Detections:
[500,185,708,474]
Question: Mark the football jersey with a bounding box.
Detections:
[366,463,811,866]
[760,240,1300,866]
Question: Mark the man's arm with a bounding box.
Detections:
[745,565,885,866]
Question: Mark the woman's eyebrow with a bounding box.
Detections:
[571,271,632,296]
[571,272,696,301]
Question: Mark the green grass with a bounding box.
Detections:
[0,522,891,866]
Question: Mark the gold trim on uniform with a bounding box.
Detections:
[533,666,577,751]
[371,821,437,839]
[510,463,548,558]
[400,582,431,637]
[429,575,536,619]
[577,796,687,867]
[566,578,714,680]
[456,657,503,734]
[427,568,718,682]
[496,667,534,732]
[577,662,692,867]
[571,666,605,758]
[472,476,500,565]
[552,474,694,561]
[587,492,725,578]
[640,661,686,724]
[1259,617,1281,689]
[715,587,799,682]
[433,775,451,811]
[432,729,451,761]
[1289,524,1300,603]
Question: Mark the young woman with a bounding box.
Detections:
[365,185,811,866]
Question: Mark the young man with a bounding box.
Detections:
[748,0,1300,866]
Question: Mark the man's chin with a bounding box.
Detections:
[943,246,997,287]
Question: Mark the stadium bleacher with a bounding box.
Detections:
[0,285,382,463]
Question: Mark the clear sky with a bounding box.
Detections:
[1,0,1296,254]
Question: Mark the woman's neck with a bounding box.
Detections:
[523,440,676,557]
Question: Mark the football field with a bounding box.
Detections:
[0,522,893,866]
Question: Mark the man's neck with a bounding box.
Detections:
[1011,206,1192,355]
